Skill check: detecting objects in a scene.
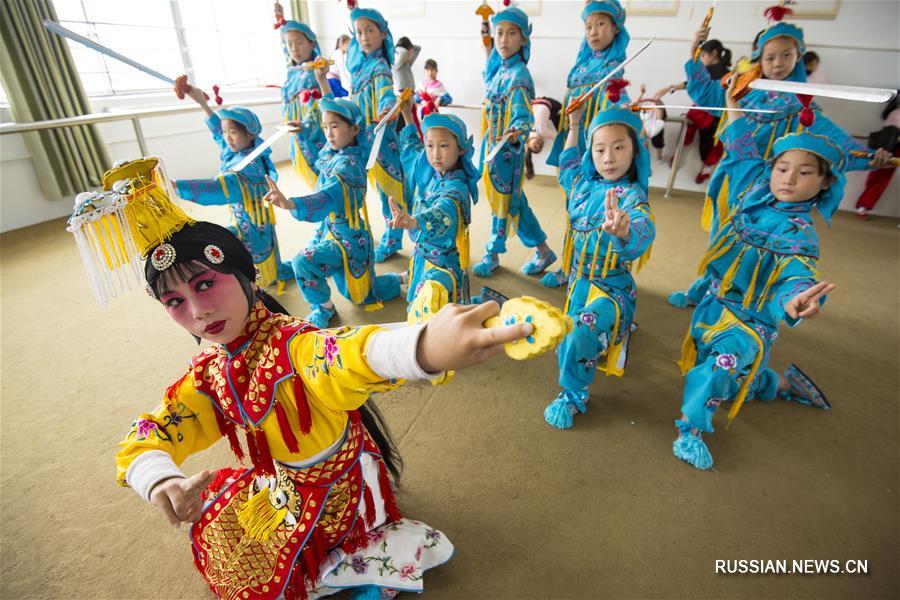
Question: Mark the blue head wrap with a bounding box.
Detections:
[280,21,321,66]
[771,131,846,222]
[485,7,532,82]
[217,106,262,137]
[347,8,395,73]
[319,98,370,152]
[752,22,807,82]
[568,1,629,84]
[580,108,651,193]
[421,113,480,205]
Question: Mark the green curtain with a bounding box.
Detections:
[0,0,109,200]
[289,0,310,24]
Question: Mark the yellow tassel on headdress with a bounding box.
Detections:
[237,485,287,542]
[103,157,195,256]
[69,157,193,306]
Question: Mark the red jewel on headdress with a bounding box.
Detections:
[273,15,287,29]
[204,244,225,264]
[151,243,176,271]
[605,78,630,104]
[764,3,794,22]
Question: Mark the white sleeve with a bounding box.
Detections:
[365,323,443,381]
[126,450,186,502]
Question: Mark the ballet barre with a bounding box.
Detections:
[0,96,282,155]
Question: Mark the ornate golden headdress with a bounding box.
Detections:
[67,157,194,306]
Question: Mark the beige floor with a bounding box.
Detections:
[1,163,898,599]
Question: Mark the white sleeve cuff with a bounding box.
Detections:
[126,450,186,502]
[366,323,443,381]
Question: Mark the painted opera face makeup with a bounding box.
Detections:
[159,267,251,344]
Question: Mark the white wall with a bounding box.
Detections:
[2,0,898,233]
[0,88,287,233]
[306,0,899,215]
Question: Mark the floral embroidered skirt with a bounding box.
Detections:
[190,417,453,599]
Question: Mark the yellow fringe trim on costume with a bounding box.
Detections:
[124,179,195,256]
[716,174,731,231]
[696,232,736,276]
[237,486,287,543]
[742,249,763,309]
[368,162,404,210]
[701,196,713,232]
[718,245,747,295]
[600,241,615,279]
[482,167,512,219]
[561,220,574,276]
[585,284,626,378]
[256,251,280,288]
[292,138,319,190]
[328,231,372,305]
[677,327,697,376]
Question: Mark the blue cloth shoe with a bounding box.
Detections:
[544,389,588,429]
[374,243,399,263]
[305,303,337,329]
[472,253,499,278]
[540,268,567,289]
[672,420,713,470]
[666,290,696,308]
[521,249,557,275]
[779,363,830,409]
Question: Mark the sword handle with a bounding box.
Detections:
[693,6,715,61]
[850,150,900,167]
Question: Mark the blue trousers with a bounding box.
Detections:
[681,323,779,433]
[291,238,400,306]
[486,196,547,255]
[557,281,620,392]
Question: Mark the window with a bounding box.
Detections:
[53,0,285,97]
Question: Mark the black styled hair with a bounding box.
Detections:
[336,34,351,49]
[396,36,413,50]
[803,51,820,65]
[424,58,438,70]
[144,221,403,481]
[752,29,764,53]
[700,39,732,69]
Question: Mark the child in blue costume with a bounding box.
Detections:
[387,101,481,313]
[346,7,409,263]
[175,88,292,292]
[475,7,556,279]
[543,106,655,429]
[673,89,843,471]
[278,18,328,191]
[264,99,401,328]
[668,18,890,309]
[541,0,634,289]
